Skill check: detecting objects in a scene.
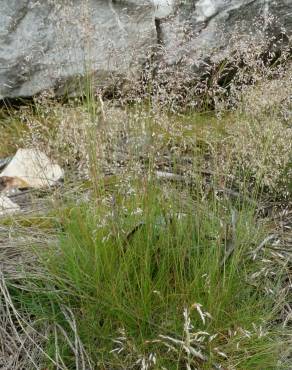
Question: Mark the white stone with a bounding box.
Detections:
[0,149,64,188]
[0,195,20,216]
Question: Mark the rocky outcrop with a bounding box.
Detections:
[0,0,291,99]
[157,0,292,70]
[0,0,156,98]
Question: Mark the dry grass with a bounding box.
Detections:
[0,109,27,158]
[11,62,291,200]
[0,29,291,369]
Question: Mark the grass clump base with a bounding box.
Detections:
[7,179,288,369]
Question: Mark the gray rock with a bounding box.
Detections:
[0,0,156,98]
[157,0,292,70]
[0,0,291,99]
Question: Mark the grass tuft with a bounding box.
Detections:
[8,181,287,369]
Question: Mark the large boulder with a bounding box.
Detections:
[0,0,291,99]
[157,0,292,70]
[0,0,156,98]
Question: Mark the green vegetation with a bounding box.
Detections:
[0,63,291,369]
[9,181,287,369]
[0,108,27,157]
